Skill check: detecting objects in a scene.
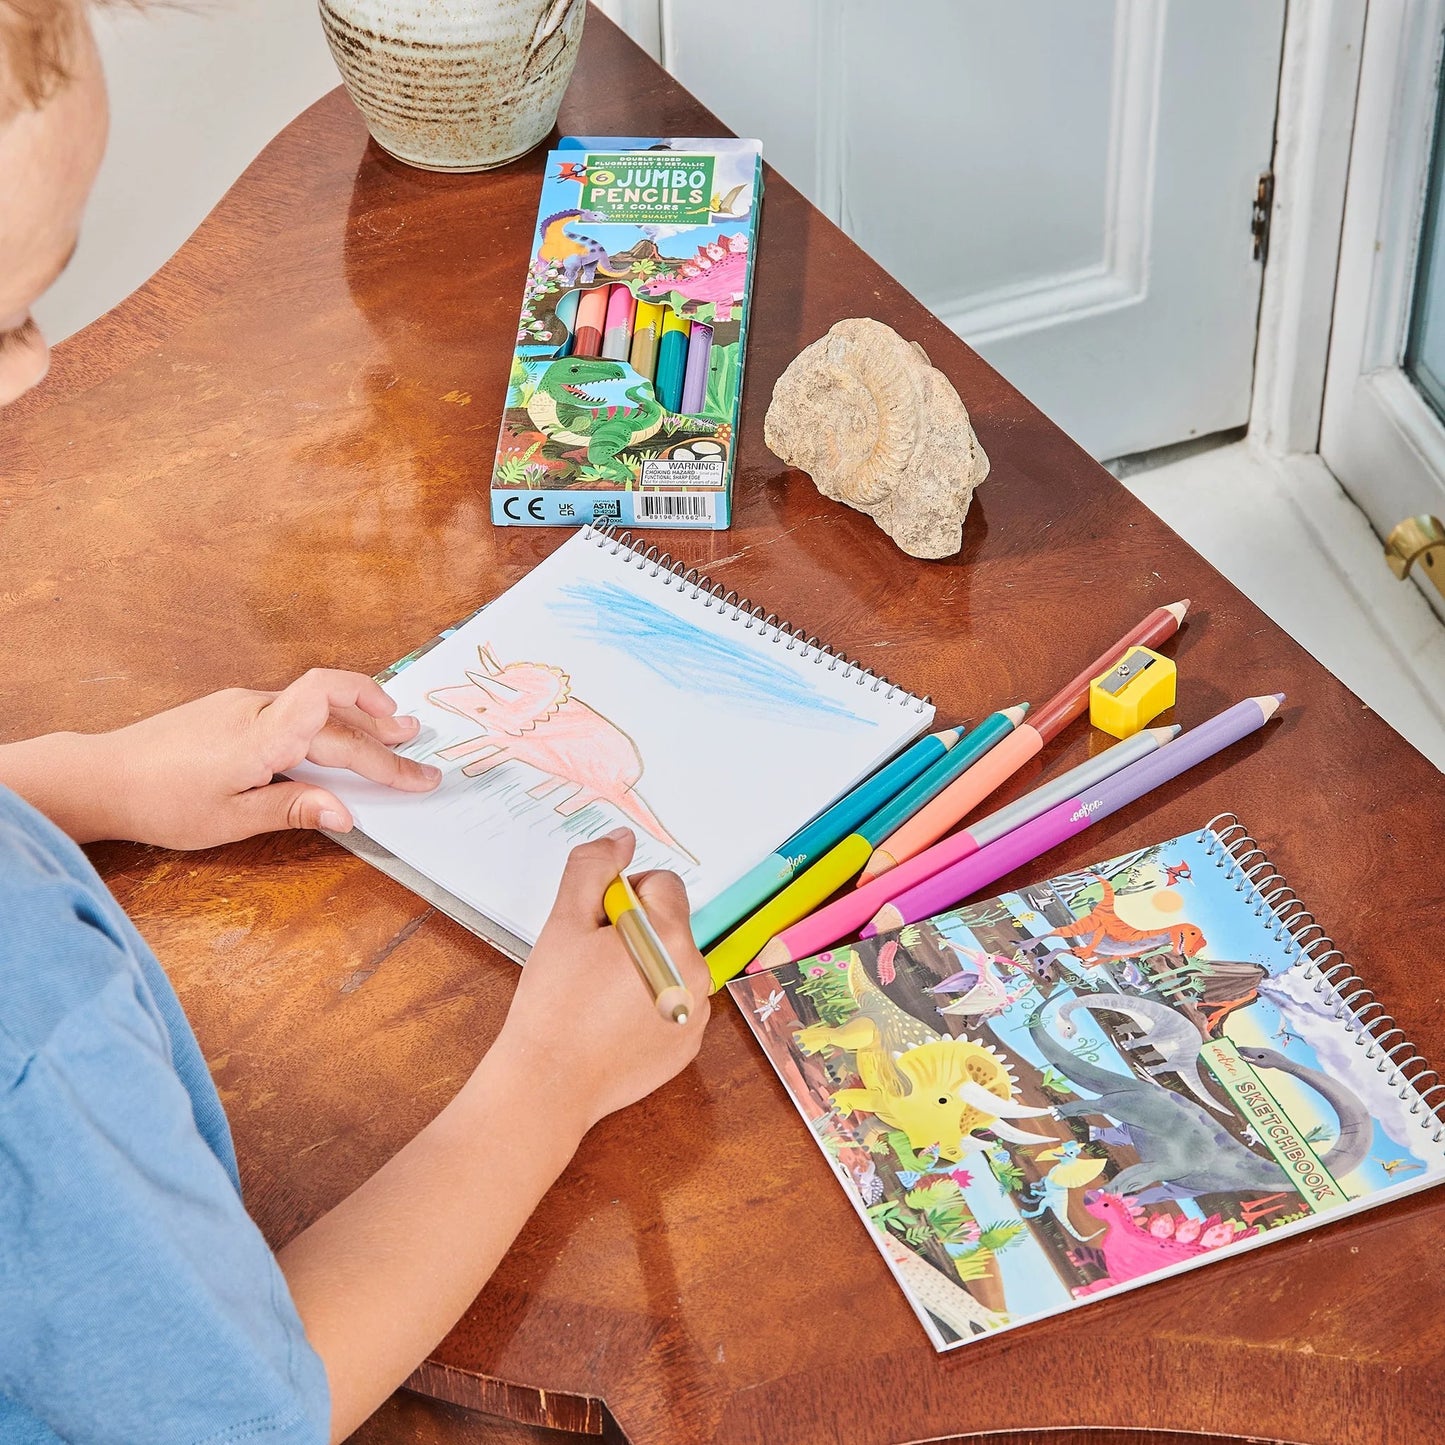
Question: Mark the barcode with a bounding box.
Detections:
[636,492,717,523]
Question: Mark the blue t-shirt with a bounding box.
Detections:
[0,787,330,1444]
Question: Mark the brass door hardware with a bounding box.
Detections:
[1385,515,1445,600]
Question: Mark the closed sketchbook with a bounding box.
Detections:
[729,817,1445,1350]
[292,526,934,958]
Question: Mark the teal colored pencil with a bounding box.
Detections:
[655,312,690,411]
[690,727,964,949]
[852,704,1027,847]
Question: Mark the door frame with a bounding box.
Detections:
[1315,0,1445,624]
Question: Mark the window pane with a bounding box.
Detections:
[1406,71,1445,419]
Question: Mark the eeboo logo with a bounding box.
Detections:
[1070,799,1104,822]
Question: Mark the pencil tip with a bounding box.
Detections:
[1164,599,1190,623]
[1255,692,1285,719]
[858,852,894,885]
[1147,725,1179,741]
[754,938,789,971]
[868,906,903,935]
[1003,703,1029,724]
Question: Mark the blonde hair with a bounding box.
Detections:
[0,0,85,118]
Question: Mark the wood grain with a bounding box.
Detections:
[3,9,1441,1445]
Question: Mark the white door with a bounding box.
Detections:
[1320,0,1445,623]
[598,0,1286,461]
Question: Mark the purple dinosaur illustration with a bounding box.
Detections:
[426,645,692,858]
[639,233,750,319]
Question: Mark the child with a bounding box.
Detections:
[0,8,711,1442]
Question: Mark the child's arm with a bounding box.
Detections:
[0,668,439,846]
[274,829,710,1444]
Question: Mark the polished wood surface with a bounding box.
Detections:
[4,11,1444,1445]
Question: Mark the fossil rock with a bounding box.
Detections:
[764,318,989,560]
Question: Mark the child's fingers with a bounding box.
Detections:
[548,829,637,931]
[306,721,441,792]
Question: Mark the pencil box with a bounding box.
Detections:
[491,135,763,531]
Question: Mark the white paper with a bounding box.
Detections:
[292,529,933,946]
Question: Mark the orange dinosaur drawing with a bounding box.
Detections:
[1044,877,1207,962]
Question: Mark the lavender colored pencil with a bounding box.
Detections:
[679,322,712,413]
[862,694,1283,937]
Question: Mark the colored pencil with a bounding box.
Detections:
[680,322,713,413]
[601,284,637,360]
[690,726,966,951]
[656,310,691,410]
[857,599,1189,882]
[704,706,1025,987]
[630,299,663,379]
[862,694,1281,937]
[604,873,694,1025]
[554,289,581,355]
[748,724,1179,973]
[572,287,609,358]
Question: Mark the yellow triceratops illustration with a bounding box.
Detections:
[796,956,1051,1162]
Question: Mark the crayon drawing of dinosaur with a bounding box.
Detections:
[426,644,692,859]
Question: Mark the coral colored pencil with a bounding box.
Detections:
[747,724,1178,973]
[571,286,609,358]
[858,599,1189,882]
[862,694,1282,938]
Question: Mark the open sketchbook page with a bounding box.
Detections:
[729,824,1445,1351]
[293,528,932,946]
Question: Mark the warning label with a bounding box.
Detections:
[640,458,725,486]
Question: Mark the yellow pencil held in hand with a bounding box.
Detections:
[603,874,694,1025]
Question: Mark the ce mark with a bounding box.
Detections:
[502,496,546,521]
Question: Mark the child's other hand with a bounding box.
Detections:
[95,669,440,848]
[493,829,710,1133]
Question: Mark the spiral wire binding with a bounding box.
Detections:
[580,522,931,714]
[1200,813,1445,1144]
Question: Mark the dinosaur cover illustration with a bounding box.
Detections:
[730,825,1445,1352]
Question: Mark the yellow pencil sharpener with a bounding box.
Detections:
[1089,646,1177,739]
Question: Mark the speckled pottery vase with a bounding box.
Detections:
[319,0,585,172]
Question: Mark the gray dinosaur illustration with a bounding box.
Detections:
[1054,992,1228,1114]
[1029,1004,1373,1199]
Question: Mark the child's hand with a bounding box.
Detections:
[492,829,711,1133]
[83,669,439,847]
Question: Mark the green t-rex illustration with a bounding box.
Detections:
[525,358,666,485]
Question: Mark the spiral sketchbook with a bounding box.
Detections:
[292,526,934,957]
[729,818,1445,1351]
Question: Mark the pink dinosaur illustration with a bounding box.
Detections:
[639,233,749,319]
[1070,1193,1258,1296]
[426,644,693,858]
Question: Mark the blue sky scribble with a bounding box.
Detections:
[549,577,877,730]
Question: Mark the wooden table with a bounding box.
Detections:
[5,13,1444,1445]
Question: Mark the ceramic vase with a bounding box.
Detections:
[319,0,586,173]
